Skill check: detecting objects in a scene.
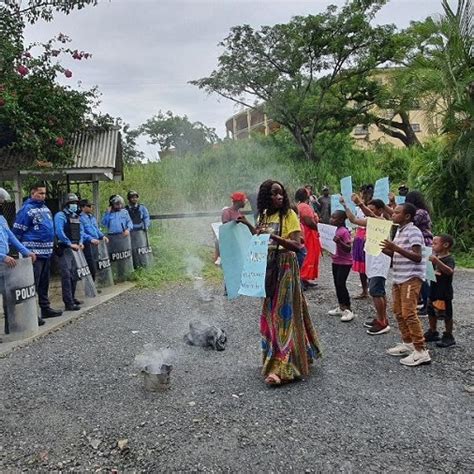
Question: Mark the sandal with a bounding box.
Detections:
[265,374,282,386]
[354,293,368,300]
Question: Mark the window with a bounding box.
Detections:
[411,123,421,132]
[353,125,369,136]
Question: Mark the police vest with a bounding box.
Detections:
[126,205,142,226]
[63,212,81,244]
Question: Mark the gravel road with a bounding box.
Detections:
[0,257,472,472]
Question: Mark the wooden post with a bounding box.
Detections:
[232,117,237,140]
[13,173,23,213]
[247,110,251,138]
[92,180,100,221]
[264,113,269,136]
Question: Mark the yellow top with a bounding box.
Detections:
[259,209,301,240]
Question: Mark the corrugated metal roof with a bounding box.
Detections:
[0,127,122,173]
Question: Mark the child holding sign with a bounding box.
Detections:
[381,203,430,367]
[328,210,354,322]
[341,197,392,335]
[424,235,456,348]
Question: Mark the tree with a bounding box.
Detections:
[140,110,218,156]
[0,1,112,165]
[191,0,400,162]
[121,123,145,165]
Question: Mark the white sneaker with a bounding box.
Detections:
[386,342,415,356]
[328,307,343,316]
[214,257,221,266]
[400,349,431,367]
[340,309,354,322]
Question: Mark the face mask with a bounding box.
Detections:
[68,203,78,213]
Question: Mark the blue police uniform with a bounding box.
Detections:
[13,198,55,314]
[80,212,105,280]
[101,209,133,234]
[125,204,151,231]
[54,209,87,309]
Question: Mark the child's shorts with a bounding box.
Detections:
[369,276,386,297]
[427,299,453,320]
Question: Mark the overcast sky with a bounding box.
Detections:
[24,0,445,160]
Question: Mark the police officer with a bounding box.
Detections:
[101,195,133,235]
[54,193,86,311]
[79,199,108,280]
[0,188,37,335]
[125,191,150,231]
[13,183,62,323]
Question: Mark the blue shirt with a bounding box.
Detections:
[80,213,105,240]
[54,209,87,246]
[0,216,31,260]
[13,198,55,259]
[126,204,151,231]
[101,209,133,234]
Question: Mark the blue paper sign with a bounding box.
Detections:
[374,177,390,204]
[219,222,252,299]
[238,234,270,297]
[395,195,406,204]
[340,175,357,214]
[331,194,344,212]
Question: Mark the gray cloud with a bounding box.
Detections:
[23,0,445,159]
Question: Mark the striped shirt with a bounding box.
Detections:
[392,222,426,284]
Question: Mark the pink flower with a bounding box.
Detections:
[55,137,65,147]
[64,69,73,78]
[0,98,6,107]
[51,50,60,57]
[17,65,29,76]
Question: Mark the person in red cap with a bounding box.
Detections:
[221,192,247,224]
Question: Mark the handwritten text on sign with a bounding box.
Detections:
[238,234,270,298]
[365,217,393,256]
[317,223,337,254]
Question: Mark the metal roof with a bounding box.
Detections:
[0,127,123,181]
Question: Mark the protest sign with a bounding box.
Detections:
[331,194,344,212]
[219,222,252,299]
[211,222,222,240]
[318,223,337,254]
[238,234,270,297]
[340,176,356,214]
[423,247,437,282]
[365,217,393,256]
[395,195,406,204]
[374,177,390,204]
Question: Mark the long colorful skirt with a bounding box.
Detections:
[260,251,321,381]
[352,227,366,274]
[300,228,322,281]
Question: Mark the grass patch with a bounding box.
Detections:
[454,252,474,269]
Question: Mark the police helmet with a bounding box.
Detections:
[127,190,139,200]
[65,193,79,204]
[0,187,11,202]
[109,194,125,206]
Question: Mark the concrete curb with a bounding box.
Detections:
[0,282,135,358]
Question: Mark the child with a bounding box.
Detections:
[424,234,456,347]
[328,210,354,322]
[381,203,430,367]
[341,196,391,335]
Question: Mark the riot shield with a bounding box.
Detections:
[68,248,97,299]
[130,229,153,268]
[0,258,39,338]
[108,233,134,282]
[95,239,114,288]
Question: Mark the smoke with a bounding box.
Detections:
[134,344,175,375]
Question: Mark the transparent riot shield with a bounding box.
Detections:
[95,239,114,288]
[68,248,97,299]
[108,233,134,282]
[130,229,153,268]
[0,258,39,338]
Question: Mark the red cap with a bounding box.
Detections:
[231,191,247,202]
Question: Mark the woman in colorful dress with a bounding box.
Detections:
[295,188,322,290]
[352,184,374,299]
[237,180,321,386]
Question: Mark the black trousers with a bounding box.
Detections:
[33,258,52,310]
[83,243,97,280]
[58,251,77,306]
[332,263,352,308]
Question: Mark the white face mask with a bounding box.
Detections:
[68,203,78,213]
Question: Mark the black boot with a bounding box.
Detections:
[41,307,63,319]
[436,332,456,348]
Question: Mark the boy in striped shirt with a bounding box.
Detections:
[381,203,431,366]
